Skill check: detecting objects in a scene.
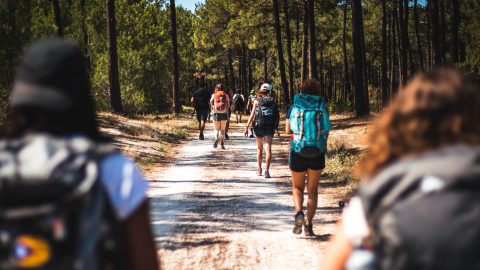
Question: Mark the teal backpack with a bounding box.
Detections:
[289,94,331,157]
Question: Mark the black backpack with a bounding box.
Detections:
[358,145,480,270]
[0,135,123,270]
[254,97,279,129]
[233,95,244,110]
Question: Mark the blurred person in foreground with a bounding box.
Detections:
[321,67,480,270]
[0,38,159,270]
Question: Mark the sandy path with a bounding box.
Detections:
[146,120,342,270]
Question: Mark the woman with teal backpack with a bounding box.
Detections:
[286,79,331,237]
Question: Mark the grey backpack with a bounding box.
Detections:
[359,145,480,270]
[0,135,121,270]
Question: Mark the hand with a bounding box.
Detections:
[244,129,249,138]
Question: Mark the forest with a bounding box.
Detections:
[1,0,479,120]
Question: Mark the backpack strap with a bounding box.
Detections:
[299,111,305,140]
[316,111,322,140]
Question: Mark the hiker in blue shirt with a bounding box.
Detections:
[286,79,331,237]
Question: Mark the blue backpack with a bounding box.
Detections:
[289,94,331,157]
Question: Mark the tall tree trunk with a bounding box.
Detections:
[342,0,352,105]
[170,0,180,113]
[228,48,235,90]
[307,0,318,79]
[224,62,229,90]
[426,1,432,68]
[247,49,253,91]
[273,0,289,107]
[430,0,442,65]
[263,46,268,81]
[351,0,369,116]
[381,0,389,106]
[52,0,64,37]
[106,0,122,113]
[6,0,17,86]
[451,0,460,64]
[391,2,399,97]
[301,0,308,83]
[439,0,446,63]
[283,0,294,102]
[414,0,425,71]
[80,0,91,71]
[397,1,408,85]
[404,0,415,76]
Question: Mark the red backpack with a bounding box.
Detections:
[214,91,228,112]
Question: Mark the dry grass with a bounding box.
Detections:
[98,112,196,171]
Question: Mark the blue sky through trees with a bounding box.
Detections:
[176,0,205,11]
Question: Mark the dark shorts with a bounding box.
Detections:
[213,113,229,121]
[196,109,209,122]
[289,151,326,172]
[254,128,275,137]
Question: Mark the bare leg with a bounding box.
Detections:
[264,136,273,172]
[214,121,221,140]
[306,169,322,225]
[256,137,264,170]
[291,171,307,212]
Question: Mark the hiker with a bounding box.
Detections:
[246,89,256,138]
[0,38,159,270]
[321,68,480,270]
[191,80,211,140]
[286,79,331,237]
[244,83,280,178]
[224,88,234,140]
[210,83,230,149]
[232,90,245,123]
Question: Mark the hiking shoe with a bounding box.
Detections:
[265,171,271,178]
[293,211,305,235]
[221,143,225,150]
[249,134,255,138]
[225,133,229,140]
[213,140,218,148]
[304,224,315,237]
[199,133,204,140]
[257,168,262,176]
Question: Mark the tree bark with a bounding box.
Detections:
[228,48,236,90]
[426,1,432,68]
[273,0,289,107]
[414,0,425,71]
[307,0,318,80]
[283,0,294,102]
[439,0,446,63]
[404,0,415,76]
[263,46,268,81]
[170,0,180,113]
[52,0,64,37]
[342,0,351,104]
[106,0,122,113]
[451,0,460,64]
[351,0,369,116]
[391,1,399,97]
[80,0,91,71]
[397,0,408,85]
[381,0,389,106]
[430,0,442,65]
[301,0,308,83]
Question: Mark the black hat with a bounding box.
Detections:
[10,38,89,110]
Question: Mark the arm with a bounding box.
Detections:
[320,220,354,270]
[285,119,291,135]
[244,101,257,136]
[120,199,160,270]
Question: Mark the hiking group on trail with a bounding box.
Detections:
[1,37,480,270]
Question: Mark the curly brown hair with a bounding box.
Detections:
[357,68,480,178]
[299,79,323,96]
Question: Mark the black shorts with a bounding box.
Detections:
[254,128,275,137]
[196,109,209,122]
[289,151,325,172]
[213,113,229,121]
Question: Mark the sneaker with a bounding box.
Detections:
[199,133,204,140]
[265,171,271,178]
[225,133,229,140]
[257,168,262,176]
[213,140,218,148]
[293,211,305,235]
[221,143,225,150]
[304,224,315,237]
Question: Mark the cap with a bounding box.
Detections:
[11,38,89,110]
[260,83,269,91]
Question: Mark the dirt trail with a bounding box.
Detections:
[147,120,343,270]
